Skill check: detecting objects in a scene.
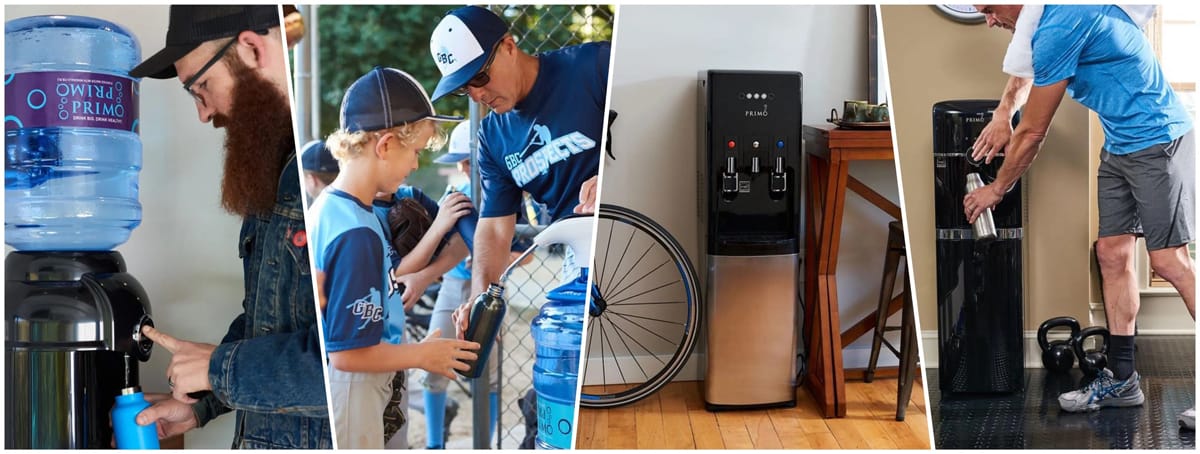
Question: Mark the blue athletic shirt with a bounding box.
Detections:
[371,186,441,344]
[1033,5,1192,154]
[311,188,395,353]
[477,41,609,221]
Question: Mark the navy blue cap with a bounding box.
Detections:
[301,140,338,173]
[429,6,509,102]
[340,67,461,132]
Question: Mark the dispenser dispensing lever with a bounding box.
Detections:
[769,156,787,193]
[722,156,739,193]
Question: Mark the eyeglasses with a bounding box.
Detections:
[452,41,502,97]
[182,36,238,108]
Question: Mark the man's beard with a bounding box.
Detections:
[213,58,294,218]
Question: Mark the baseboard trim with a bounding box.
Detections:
[920,329,1194,369]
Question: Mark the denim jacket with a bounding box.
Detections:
[190,155,332,449]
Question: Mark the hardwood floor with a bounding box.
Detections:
[577,378,930,449]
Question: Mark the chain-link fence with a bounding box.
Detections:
[476,5,613,448]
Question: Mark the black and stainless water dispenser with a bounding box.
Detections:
[933,100,1024,393]
[6,251,154,448]
[699,70,802,409]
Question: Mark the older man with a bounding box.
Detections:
[126,5,330,448]
[429,6,608,301]
[966,5,1195,427]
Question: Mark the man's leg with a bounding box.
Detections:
[1096,235,1141,383]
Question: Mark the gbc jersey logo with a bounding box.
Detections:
[505,123,596,186]
[347,287,384,329]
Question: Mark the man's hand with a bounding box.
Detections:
[963,183,1005,223]
[392,270,435,311]
[141,326,216,404]
[415,328,480,379]
[133,393,199,440]
[972,117,1013,164]
[574,175,598,214]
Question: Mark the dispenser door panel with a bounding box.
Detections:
[936,238,1024,393]
[704,254,798,407]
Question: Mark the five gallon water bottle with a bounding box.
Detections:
[5,16,142,251]
[532,269,587,450]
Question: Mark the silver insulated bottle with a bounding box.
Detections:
[965,173,997,241]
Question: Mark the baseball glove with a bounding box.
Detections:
[386,198,434,258]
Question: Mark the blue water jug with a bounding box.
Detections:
[532,269,587,449]
[5,15,142,251]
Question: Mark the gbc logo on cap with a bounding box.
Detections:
[430,15,484,76]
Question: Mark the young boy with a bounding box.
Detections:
[300,139,338,204]
[310,67,478,449]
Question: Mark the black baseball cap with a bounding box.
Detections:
[301,140,338,173]
[340,67,461,133]
[131,5,281,79]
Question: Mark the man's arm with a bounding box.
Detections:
[972,75,1033,163]
[190,314,246,426]
[965,79,1068,222]
[471,215,518,296]
[205,321,329,417]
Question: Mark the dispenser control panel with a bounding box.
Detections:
[700,70,803,255]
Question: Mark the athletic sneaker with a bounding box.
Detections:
[1058,369,1145,412]
[1180,407,1195,430]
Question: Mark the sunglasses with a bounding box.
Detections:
[452,41,503,97]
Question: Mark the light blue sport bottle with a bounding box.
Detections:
[112,387,159,449]
[5,15,142,251]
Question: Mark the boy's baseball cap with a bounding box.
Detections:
[301,140,338,173]
[340,67,461,133]
[434,122,472,164]
[429,6,508,102]
[131,5,280,79]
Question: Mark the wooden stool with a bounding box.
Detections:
[863,221,919,420]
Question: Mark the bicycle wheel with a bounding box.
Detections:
[580,204,702,408]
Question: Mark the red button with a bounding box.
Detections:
[727,140,736,149]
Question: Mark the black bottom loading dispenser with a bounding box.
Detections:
[933,100,1024,393]
[699,70,802,409]
[6,251,154,448]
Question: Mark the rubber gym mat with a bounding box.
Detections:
[929,335,1195,449]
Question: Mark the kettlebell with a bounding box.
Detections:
[1072,326,1110,376]
[1037,316,1080,373]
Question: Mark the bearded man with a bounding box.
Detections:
[124,5,331,448]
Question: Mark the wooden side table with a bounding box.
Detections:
[802,124,899,418]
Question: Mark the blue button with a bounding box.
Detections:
[776,140,785,149]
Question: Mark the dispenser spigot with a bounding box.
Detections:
[722,156,739,193]
[769,156,787,193]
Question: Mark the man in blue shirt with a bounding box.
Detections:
[428,6,608,302]
[968,5,1195,426]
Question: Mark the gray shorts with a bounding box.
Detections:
[1097,128,1195,250]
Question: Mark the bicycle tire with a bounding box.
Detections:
[580,204,702,408]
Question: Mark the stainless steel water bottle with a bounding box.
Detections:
[459,283,506,379]
[965,173,997,241]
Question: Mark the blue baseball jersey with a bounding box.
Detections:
[1033,5,1192,154]
[311,189,394,353]
[371,186,441,344]
[477,41,609,221]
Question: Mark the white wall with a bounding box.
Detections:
[604,5,900,379]
[6,5,247,448]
